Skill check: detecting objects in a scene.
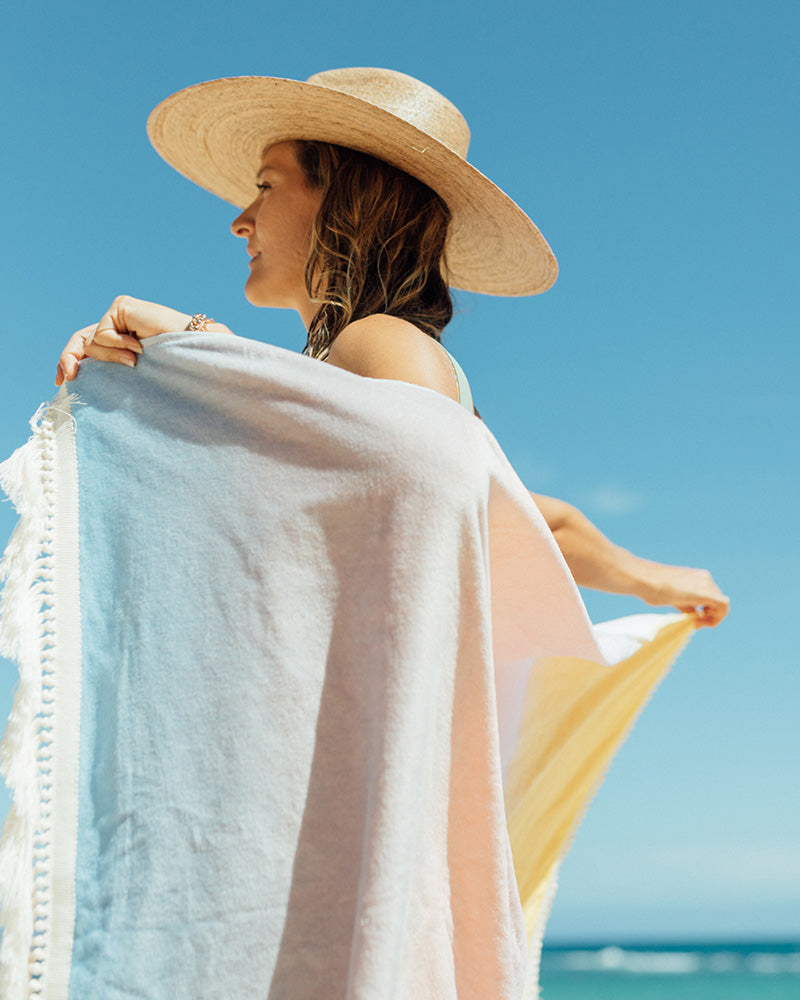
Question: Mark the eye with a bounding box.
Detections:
[256,182,271,193]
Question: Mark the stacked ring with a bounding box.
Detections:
[185,313,214,331]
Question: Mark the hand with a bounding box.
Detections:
[638,562,730,628]
[55,295,227,385]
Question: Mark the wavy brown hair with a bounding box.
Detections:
[293,141,453,360]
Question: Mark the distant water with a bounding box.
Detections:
[539,941,800,999]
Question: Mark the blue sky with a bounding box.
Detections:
[1,1,798,942]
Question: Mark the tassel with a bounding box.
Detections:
[0,397,70,1000]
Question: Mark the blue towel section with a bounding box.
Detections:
[66,343,356,994]
[60,334,532,997]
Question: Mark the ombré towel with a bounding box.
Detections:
[0,333,694,999]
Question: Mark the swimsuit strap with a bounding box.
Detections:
[441,347,474,414]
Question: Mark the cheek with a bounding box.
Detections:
[252,190,321,264]
[299,191,323,247]
[252,206,274,249]
[288,217,318,269]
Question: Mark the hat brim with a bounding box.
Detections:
[147,76,557,296]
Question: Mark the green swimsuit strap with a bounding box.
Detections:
[441,347,474,414]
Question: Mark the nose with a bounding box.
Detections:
[231,198,257,238]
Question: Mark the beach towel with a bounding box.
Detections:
[0,332,694,1000]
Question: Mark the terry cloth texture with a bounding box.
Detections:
[0,332,694,1000]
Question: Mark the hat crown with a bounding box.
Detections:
[305,68,471,159]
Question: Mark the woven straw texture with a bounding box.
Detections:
[147,68,558,296]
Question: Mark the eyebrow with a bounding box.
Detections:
[256,164,280,182]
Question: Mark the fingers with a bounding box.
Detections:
[693,574,730,627]
[85,341,142,367]
[56,326,94,385]
[687,595,730,629]
[55,320,144,385]
[88,327,144,358]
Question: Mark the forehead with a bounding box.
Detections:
[257,141,300,177]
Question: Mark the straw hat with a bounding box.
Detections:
[147,68,557,296]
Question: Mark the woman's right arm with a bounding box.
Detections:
[532,492,730,627]
[56,295,232,385]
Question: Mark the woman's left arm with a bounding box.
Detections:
[532,493,729,627]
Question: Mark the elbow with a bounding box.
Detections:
[530,493,578,535]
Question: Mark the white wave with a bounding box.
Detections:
[746,952,800,975]
[557,947,701,974]
[548,946,800,976]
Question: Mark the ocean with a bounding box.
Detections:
[539,941,800,999]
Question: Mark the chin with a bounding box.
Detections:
[244,279,307,313]
[244,280,273,308]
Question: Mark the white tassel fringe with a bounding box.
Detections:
[0,399,72,999]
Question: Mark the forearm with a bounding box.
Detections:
[530,493,649,597]
[529,492,729,625]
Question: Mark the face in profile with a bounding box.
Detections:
[230,141,323,322]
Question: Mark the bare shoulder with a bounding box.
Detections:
[326,314,459,402]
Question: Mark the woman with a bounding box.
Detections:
[0,67,726,1000]
[55,68,728,628]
